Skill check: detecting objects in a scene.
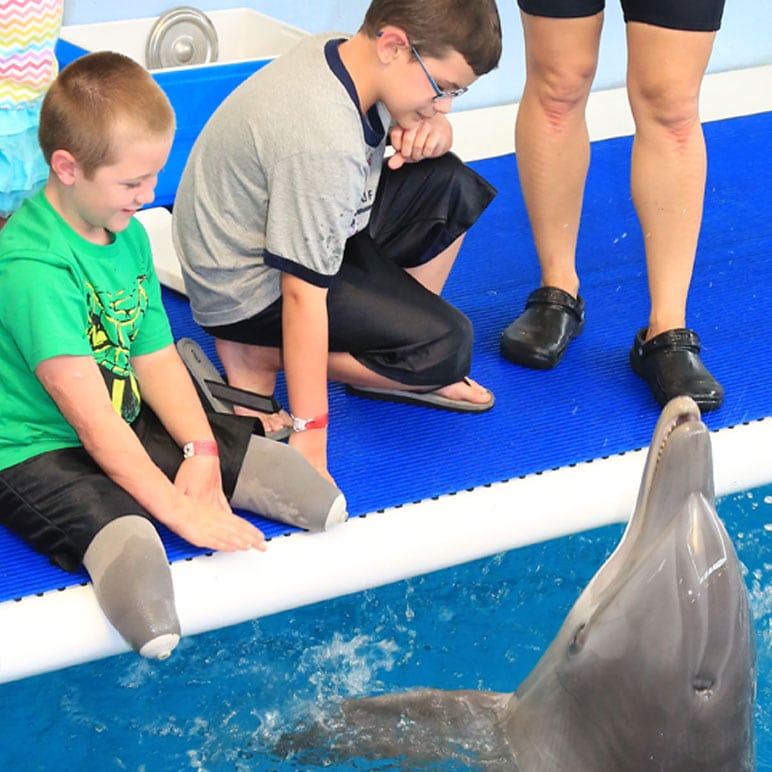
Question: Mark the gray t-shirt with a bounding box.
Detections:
[172,34,391,327]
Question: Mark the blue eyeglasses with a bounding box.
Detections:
[408,43,468,102]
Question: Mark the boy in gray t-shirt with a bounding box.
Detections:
[173,0,502,483]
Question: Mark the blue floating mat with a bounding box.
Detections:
[1,111,770,603]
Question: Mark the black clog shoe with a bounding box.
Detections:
[629,328,724,412]
[500,287,585,369]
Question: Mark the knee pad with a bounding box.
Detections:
[83,515,181,659]
[232,438,348,532]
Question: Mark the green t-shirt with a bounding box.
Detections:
[0,190,174,470]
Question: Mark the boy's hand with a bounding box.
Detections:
[388,115,452,170]
[174,454,230,513]
[168,490,267,553]
[172,456,266,552]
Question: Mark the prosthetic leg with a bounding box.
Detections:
[83,515,181,659]
[232,436,348,532]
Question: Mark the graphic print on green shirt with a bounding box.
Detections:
[85,275,149,423]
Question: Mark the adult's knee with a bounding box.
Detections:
[522,14,599,122]
[629,80,702,142]
[531,68,594,126]
[83,515,180,659]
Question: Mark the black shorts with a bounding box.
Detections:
[205,153,497,388]
[517,0,725,32]
[0,406,258,572]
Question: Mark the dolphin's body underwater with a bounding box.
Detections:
[284,397,756,769]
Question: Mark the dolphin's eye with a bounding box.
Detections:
[569,623,586,654]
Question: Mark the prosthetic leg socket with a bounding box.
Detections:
[233,437,348,531]
[83,515,181,659]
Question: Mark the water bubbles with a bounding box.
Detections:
[301,632,399,700]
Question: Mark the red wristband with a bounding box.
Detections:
[290,412,329,432]
[182,441,219,459]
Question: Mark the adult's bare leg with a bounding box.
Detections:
[626,22,716,338]
[515,12,602,295]
[500,12,602,369]
[625,22,723,410]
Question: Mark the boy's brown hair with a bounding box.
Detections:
[39,51,175,179]
[361,0,502,76]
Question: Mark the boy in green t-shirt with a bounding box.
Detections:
[0,52,346,661]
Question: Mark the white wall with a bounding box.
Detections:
[62,1,771,112]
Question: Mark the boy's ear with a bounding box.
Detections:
[374,25,409,64]
[49,149,79,186]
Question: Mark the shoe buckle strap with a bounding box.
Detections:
[525,288,583,320]
[642,329,701,355]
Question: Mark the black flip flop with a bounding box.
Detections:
[346,379,495,414]
[176,338,292,441]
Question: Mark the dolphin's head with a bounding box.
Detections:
[510,397,756,771]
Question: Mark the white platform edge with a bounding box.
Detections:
[1,65,770,684]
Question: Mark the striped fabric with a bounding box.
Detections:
[0,0,63,108]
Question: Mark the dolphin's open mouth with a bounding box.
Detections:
[606,397,710,597]
[654,398,702,465]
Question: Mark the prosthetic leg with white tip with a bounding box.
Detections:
[232,436,348,532]
[83,515,181,660]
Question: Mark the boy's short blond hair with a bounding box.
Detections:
[39,51,175,179]
[361,0,502,76]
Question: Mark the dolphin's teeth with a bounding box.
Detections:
[656,410,700,463]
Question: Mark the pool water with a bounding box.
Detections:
[1,483,770,770]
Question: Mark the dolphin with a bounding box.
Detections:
[282,397,756,770]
